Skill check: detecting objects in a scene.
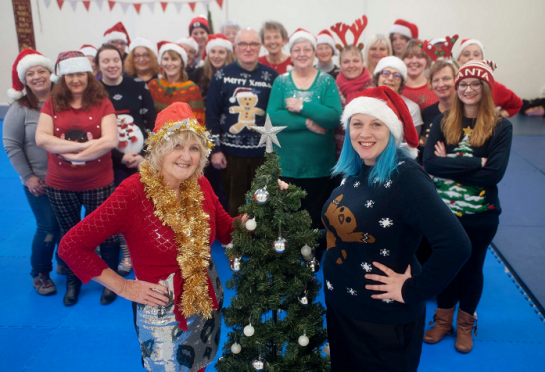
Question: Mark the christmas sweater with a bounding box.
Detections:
[402,82,439,110]
[148,78,205,124]
[101,77,157,171]
[423,115,513,227]
[205,62,278,157]
[267,70,342,178]
[258,55,292,75]
[321,159,470,324]
[418,102,442,164]
[493,81,523,117]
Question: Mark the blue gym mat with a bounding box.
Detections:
[1,120,544,371]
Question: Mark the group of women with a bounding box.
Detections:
[3,15,517,372]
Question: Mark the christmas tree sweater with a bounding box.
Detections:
[423,115,513,227]
[321,159,471,324]
[205,61,278,157]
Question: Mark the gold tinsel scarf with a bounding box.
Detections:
[139,162,213,319]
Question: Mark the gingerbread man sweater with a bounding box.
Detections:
[321,159,470,324]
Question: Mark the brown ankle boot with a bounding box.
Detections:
[455,309,478,353]
[423,308,455,344]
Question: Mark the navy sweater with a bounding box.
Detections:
[321,159,471,324]
[423,115,513,228]
[205,62,278,157]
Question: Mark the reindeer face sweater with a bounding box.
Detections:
[321,159,471,324]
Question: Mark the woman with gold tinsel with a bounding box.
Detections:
[58,102,240,371]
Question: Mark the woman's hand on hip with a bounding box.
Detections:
[119,279,170,307]
[365,262,411,304]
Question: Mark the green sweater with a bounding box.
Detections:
[267,70,342,178]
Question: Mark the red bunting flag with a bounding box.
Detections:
[189,2,196,11]
[133,3,141,14]
[216,0,224,9]
[83,1,91,11]
[160,2,168,11]
[108,1,115,11]
[57,0,64,9]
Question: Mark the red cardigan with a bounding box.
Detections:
[58,173,234,330]
[493,81,522,117]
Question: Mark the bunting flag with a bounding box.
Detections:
[95,0,103,9]
[108,1,115,11]
[48,0,225,14]
[83,1,90,10]
[174,2,183,13]
[56,0,64,10]
[69,1,77,11]
[43,0,52,8]
[146,2,154,13]
[120,2,130,13]
[133,3,141,14]
[188,2,196,11]
[216,0,223,9]
[160,2,168,11]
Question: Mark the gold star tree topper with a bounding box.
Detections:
[251,114,287,153]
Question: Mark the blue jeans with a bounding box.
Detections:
[23,186,60,277]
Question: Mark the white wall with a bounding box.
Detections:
[1,0,544,104]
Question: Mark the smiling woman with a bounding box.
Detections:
[400,40,438,110]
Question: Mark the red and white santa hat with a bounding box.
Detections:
[288,28,317,51]
[374,56,407,80]
[341,86,419,158]
[189,15,210,34]
[102,22,131,46]
[157,41,188,66]
[389,19,419,40]
[204,34,233,59]
[79,44,97,58]
[229,87,255,103]
[176,37,199,53]
[457,38,485,60]
[50,51,93,83]
[129,37,158,56]
[317,29,339,55]
[7,49,54,101]
[455,60,496,87]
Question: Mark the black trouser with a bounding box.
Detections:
[436,224,499,314]
[327,305,425,372]
[221,155,265,217]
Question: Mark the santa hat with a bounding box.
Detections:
[389,19,419,39]
[79,45,97,58]
[373,56,407,81]
[288,28,317,51]
[103,22,131,45]
[7,49,54,101]
[229,87,255,103]
[157,41,188,66]
[204,34,233,59]
[457,38,485,60]
[129,37,158,56]
[189,15,210,35]
[176,37,199,53]
[50,51,93,84]
[455,60,496,87]
[341,86,419,158]
[317,30,339,56]
[147,102,214,154]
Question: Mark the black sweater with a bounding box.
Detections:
[321,159,471,324]
[418,102,441,164]
[423,115,513,228]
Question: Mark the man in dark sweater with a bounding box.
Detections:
[206,28,278,216]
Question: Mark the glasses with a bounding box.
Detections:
[292,47,314,56]
[110,41,127,47]
[237,42,261,50]
[458,81,482,91]
[134,53,150,60]
[380,70,403,80]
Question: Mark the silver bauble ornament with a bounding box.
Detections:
[245,218,257,231]
[253,188,269,204]
[274,237,287,253]
[231,343,242,354]
[243,323,255,337]
[323,343,330,355]
[252,358,265,370]
[298,334,310,346]
[306,257,320,273]
[229,257,241,272]
[301,245,313,261]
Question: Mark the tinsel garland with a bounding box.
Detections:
[140,162,213,319]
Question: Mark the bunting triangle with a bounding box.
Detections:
[69,1,77,11]
[57,0,64,10]
[174,2,182,13]
[108,1,115,11]
[120,2,130,13]
[216,0,224,9]
[160,2,168,12]
[189,2,196,11]
[133,3,141,14]
[43,0,52,9]
[95,0,103,9]
[83,1,90,11]
[146,2,154,13]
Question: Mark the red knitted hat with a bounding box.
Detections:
[203,34,233,59]
[455,60,496,87]
[8,49,54,101]
[189,16,210,34]
[341,86,419,158]
[389,19,419,39]
[103,22,131,45]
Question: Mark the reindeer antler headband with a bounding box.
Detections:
[330,15,368,51]
[418,35,459,62]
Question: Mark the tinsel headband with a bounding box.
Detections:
[146,118,214,155]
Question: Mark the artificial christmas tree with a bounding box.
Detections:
[216,116,330,371]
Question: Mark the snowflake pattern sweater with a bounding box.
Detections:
[321,159,471,324]
[423,115,513,227]
[205,62,278,157]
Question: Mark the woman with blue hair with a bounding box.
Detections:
[321,86,471,371]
